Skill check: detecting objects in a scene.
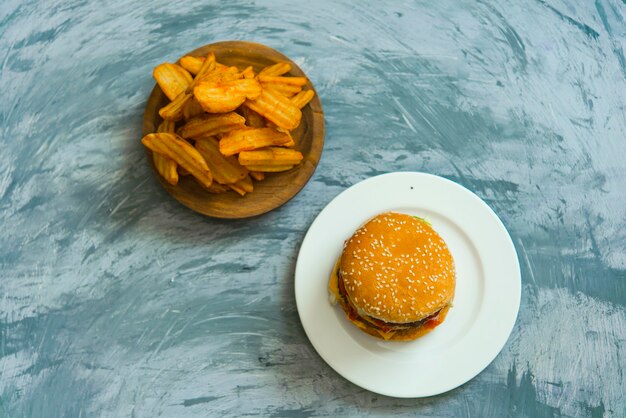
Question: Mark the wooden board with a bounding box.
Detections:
[143,40,325,218]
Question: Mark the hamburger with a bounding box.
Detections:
[328,212,456,341]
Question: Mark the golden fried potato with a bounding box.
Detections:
[243,89,301,130]
[242,164,295,172]
[159,91,192,121]
[157,119,176,134]
[237,175,254,192]
[182,96,205,120]
[192,52,217,83]
[261,83,302,97]
[219,128,293,156]
[265,125,296,148]
[141,133,213,188]
[205,182,229,194]
[191,63,240,81]
[249,171,265,181]
[146,54,313,197]
[198,72,241,84]
[152,153,178,185]
[228,175,254,196]
[258,62,291,77]
[153,63,193,101]
[224,65,240,74]
[195,137,249,184]
[180,53,217,92]
[159,53,218,120]
[239,106,266,128]
[257,75,307,86]
[179,112,245,139]
[179,55,204,75]
[152,120,179,185]
[260,122,295,144]
[291,90,315,109]
[238,147,303,166]
[194,79,262,113]
[241,66,255,79]
[282,136,296,147]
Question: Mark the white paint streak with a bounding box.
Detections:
[493,286,626,416]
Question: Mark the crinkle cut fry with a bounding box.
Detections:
[178,112,245,139]
[153,63,193,100]
[238,147,303,166]
[258,75,307,86]
[152,120,178,185]
[291,90,315,109]
[228,175,253,195]
[141,133,213,189]
[195,137,249,185]
[258,62,291,77]
[219,128,292,156]
[242,164,294,172]
[243,89,301,130]
[261,83,302,97]
[194,78,262,113]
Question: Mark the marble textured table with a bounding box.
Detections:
[1,1,625,416]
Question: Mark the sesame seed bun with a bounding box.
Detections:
[330,212,455,340]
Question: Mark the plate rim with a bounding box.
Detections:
[294,171,521,397]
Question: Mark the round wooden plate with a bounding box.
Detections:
[143,41,325,219]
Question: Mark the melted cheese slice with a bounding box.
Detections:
[327,257,342,303]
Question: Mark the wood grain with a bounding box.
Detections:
[143,40,325,218]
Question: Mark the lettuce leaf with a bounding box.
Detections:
[413,215,432,226]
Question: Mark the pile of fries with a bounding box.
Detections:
[141,52,315,196]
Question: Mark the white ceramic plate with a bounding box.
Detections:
[295,172,521,398]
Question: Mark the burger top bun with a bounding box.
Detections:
[340,212,456,324]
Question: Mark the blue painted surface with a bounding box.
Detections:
[1,0,625,416]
